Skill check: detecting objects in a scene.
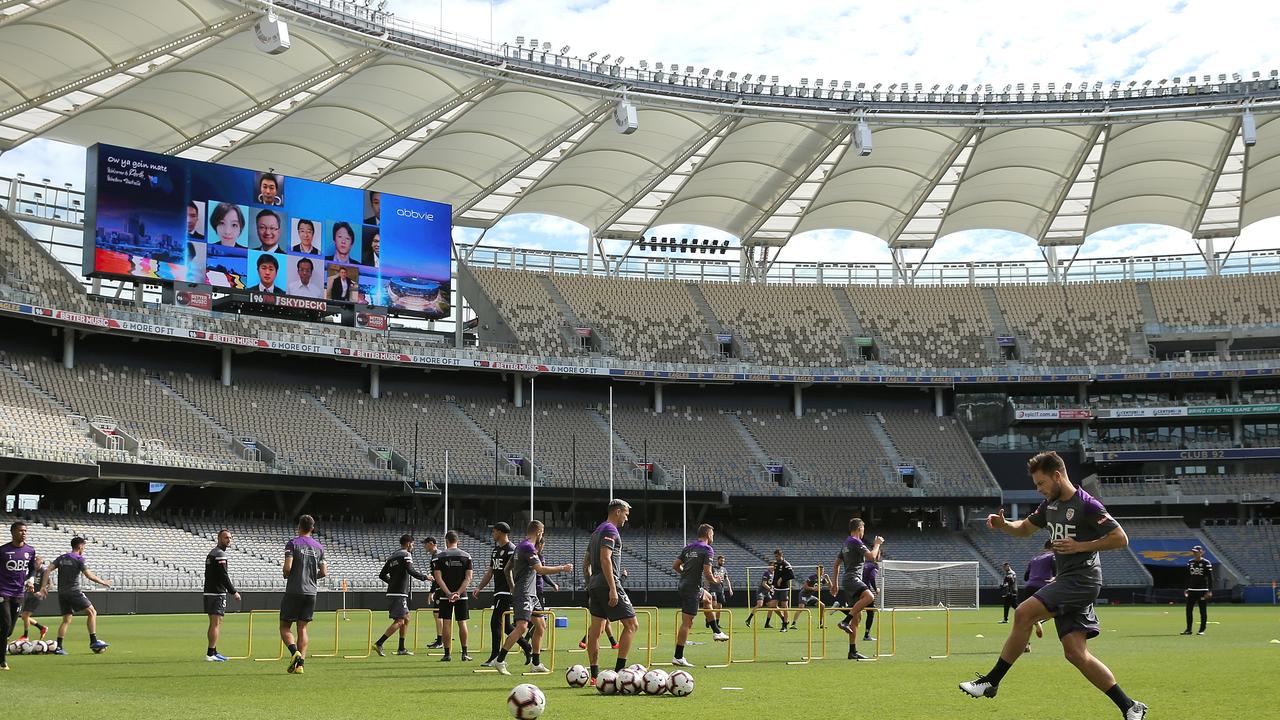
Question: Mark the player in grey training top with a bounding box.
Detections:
[48,536,112,655]
[671,523,728,667]
[960,451,1148,720]
[583,498,637,681]
[831,517,882,660]
[492,521,570,676]
[280,514,327,675]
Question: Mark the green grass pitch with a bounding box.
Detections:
[10,605,1277,718]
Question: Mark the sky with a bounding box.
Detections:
[3,0,1279,266]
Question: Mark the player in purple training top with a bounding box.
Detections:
[960,451,1148,720]
[280,514,327,675]
[861,557,880,642]
[48,536,112,655]
[831,517,883,660]
[582,499,637,682]
[493,521,570,676]
[671,523,728,667]
[1,520,40,670]
[1021,539,1056,650]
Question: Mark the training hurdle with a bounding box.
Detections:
[412,608,456,655]
[223,608,280,661]
[310,608,373,659]
[873,606,952,659]
[504,609,559,675]
[731,606,812,665]
[654,608,734,668]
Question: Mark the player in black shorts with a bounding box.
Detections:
[831,518,883,660]
[473,522,531,666]
[432,531,473,661]
[770,550,795,631]
[203,529,240,662]
[375,534,428,657]
[745,569,773,627]
[49,536,112,655]
[1181,545,1213,636]
[421,536,445,649]
[999,562,1017,623]
[17,554,50,645]
[960,451,1148,720]
[582,499,637,681]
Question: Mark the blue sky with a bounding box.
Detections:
[4,0,1279,264]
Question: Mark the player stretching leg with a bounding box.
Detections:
[433,531,474,661]
[280,515,327,675]
[1,521,40,670]
[495,522,571,675]
[960,451,1148,720]
[672,524,729,668]
[375,534,428,656]
[831,518,882,660]
[583,499,639,683]
[203,529,241,661]
[49,536,111,655]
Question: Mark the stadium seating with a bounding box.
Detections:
[0,356,102,464]
[994,280,1144,366]
[699,282,851,367]
[1199,522,1280,584]
[739,408,906,495]
[880,410,1000,496]
[0,210,87,310]
[610,405,778,494]
[845,285,993,367]
[552,275,715,363]
[468,267,573,356]
[1149,274,1280,328]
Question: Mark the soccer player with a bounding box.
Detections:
[18,554,51,644]
[473,522,530,666]
[707,554,732,626]
[583,499,638,682]
[48,536,111,655]
[1181,544,1213,636]
[999,562,1017,623]
[522,536,558,659]
[1022,540,1056,649]
[280,515,327,675]
[831,517,883,660]
[433,531,473,661]
[672,523,728,667]
[770,549,795,631]
[861,559,879,641]
[494,521,571,675]
[375,533,428,657]
[203,528,241,662]
[959,451,1148,720]
[744,568,773,627]
[422,536,445,650]
[1,520,39,670]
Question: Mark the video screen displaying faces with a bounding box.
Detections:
[84,144,452,317]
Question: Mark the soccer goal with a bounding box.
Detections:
[871,560,980,659]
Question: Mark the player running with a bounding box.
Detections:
[1181,544,1213,636]
[494,521,571,676]
[999,562,1017,623]
[1,520,39,670]
[474,522,531,667]
[672,524,729,667]
[203,529,241,662]
[959,451,1148,720]
[1022,540,1055,650]
[831,518,882,660]
[770,549,795,631]
[375,533,428,657]
[280,515,327,675]
[522,536,559,660]
[861,558,879,641]
[583,499,638,683]
[48,536,111,655]
[432,530,473,662]
[745,568,773,627]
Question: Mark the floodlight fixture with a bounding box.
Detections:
[639,59,648,69]
[615,57,624,65]
[516,35,525,45]
[587,51,597,60]
[742,73,752,82]
[560,45,570,54]
[1232,73,1241,82]
[530,38,538,48]
[714,70,723,78]
[686,65,695,73]
[542,42,552,51]
[800,78,809,86]
[770,76,779,83]
[729,72,738,79]
[1253,71,1261,79]
[601,54,611,63]
[654,62,662,70]
[1218,74,1227,82]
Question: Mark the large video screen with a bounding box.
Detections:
[83,144,452,318]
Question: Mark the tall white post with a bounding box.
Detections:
[608,385,614,501]
[529,376,535,518]
[682,466,687,545]
[444,449,449,533]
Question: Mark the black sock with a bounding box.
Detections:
[57,637,64,649]
[398,637,406,652]
[606,631,616,644]
[497,648,509,662]
[675,645,684,659]
[376,634,389,646]
[1105,684,1134,712]
[89,633,98,644]
[207,647,216,657]
[986,656,1013,685]
[590,664,599,679]
[461,645,467,654]
[848,642,857,656]
[518,637,532,653]
[614,657,626,672]
[532,653,541,666]
[35,623,45,632]
[287,643,299,655]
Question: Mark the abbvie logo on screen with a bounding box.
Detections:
[396,208,437,221]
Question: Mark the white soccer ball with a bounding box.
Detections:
[565,664,590,688]
[668,669,695,697]
[18,641,34,655]
[642,668,670,695]
[507,683,546,720]
[6,641,21,655]
[627,662,648,675]
[596,669,619,695]
[27,640,44,655]
[40,640,57,654]
[615,668,642,695]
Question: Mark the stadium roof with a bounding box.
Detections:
[3,0,1280,253]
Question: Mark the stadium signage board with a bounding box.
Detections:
[1014,408,1094,420]
[82,143,452,318]
[1089,448,1280,461]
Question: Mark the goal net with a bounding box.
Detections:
[875,560,980,610]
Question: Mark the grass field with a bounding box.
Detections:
[10,605,1278,719]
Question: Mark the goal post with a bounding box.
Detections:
[876,560,980,611]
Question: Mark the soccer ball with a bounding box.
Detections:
[28,640,44,655]
[668,669,695,697]
[627,663,648,675]
[615,668,642,695]
[18,641,34,655]
[507,684,546,720]
[40,640,57,653]
[6,641,21,655]
[565,664,590,688]
[642,669,669,695]
[596,669,619,695]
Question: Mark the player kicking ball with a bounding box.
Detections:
[960,451,1148,720]
[48,536,111,655]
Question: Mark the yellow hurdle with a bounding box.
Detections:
[502,609,558,675]
[310,608,373,659]
[247,609,285,662]
[656,608,735,668]
[783,608,815,665]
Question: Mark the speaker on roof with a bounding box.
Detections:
[1242,109,1257,147]
[853,118,872,157]
[253,12,291,55]
[613,100,639,135]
